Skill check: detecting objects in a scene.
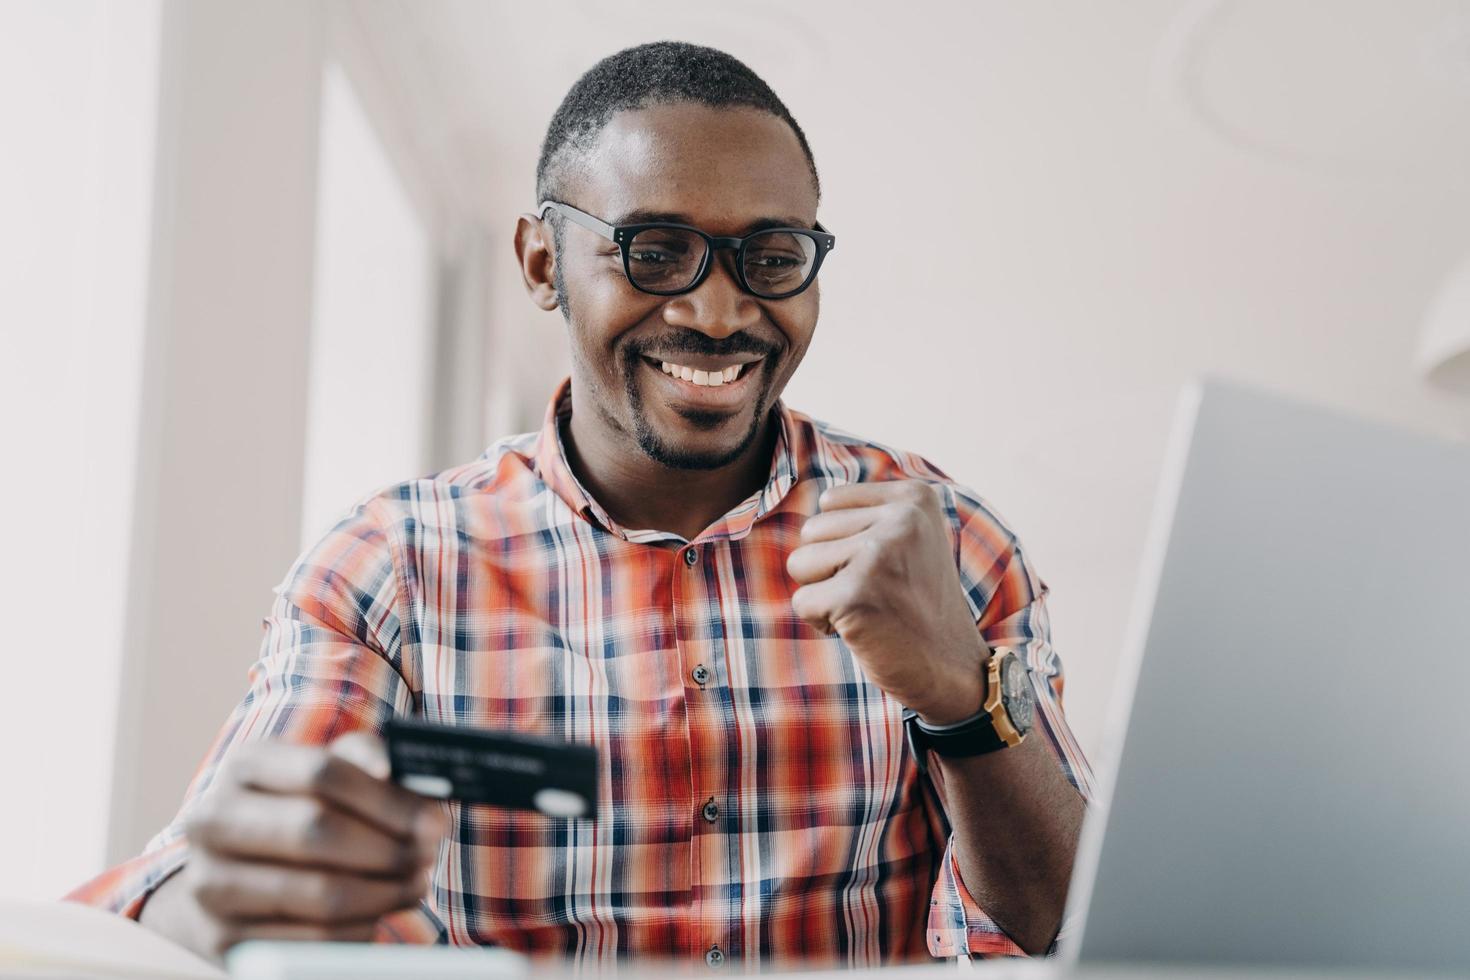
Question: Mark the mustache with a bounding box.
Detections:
[627,331,776,361]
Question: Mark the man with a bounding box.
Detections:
[71,42,1090,969]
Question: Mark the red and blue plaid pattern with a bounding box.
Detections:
[69,377,1091,968]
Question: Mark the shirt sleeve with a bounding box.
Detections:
[64,499,443,942]
[924,487,1094,960]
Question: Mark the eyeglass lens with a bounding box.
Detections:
[626,228,819,296]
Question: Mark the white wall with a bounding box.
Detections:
[0,0,161,899]
[104,0,327,864]
[299,62,434,548]
[0,3,471,889]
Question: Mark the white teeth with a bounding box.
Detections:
[656,360,752,385]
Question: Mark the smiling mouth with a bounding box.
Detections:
[639,354,765,395]
[655,358,747,386]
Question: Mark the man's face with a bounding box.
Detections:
[549,103,821,470]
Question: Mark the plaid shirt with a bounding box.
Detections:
[70,377,1092,969]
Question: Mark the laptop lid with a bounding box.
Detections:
[1062,379,1470,972]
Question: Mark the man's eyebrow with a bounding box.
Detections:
[611,209,815,232]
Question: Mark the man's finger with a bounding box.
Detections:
[328,731,391,780]
[798,504,888,544]
[786,536,864,586]
[819,480,939,513]
[790,577,851,636]
[188,789,426,876]
[228,742,428,842]
[190,855,425,924]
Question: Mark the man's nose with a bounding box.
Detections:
[661,253,760,338]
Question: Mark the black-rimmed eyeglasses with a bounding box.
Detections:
[538,200,835,300]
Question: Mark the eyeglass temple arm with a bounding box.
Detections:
[538,201,616,243]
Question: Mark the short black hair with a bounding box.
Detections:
[535,41,821,208]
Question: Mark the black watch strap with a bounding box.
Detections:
[903,706,1007,775]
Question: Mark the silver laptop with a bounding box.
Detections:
[1058,378,1470,974]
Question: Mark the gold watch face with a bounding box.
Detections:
[1000,654,1034,735]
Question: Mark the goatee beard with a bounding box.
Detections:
[620,347,771,471]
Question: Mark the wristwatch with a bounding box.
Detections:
[903,647,1034,775]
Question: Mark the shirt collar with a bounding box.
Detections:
[531,375,802,543]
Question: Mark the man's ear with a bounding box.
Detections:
[515,214,560,312]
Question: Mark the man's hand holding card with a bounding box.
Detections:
[140,722,597,964]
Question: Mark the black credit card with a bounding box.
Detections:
[384,718,599,820]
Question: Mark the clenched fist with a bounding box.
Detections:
[139,732,449,962]
[787,480,988,725]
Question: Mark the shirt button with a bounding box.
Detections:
[701,797,719,823]
[691,664,711,686]
[705,945,725,969]
[684,547,698,567]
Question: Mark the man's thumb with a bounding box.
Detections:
[327,729,392,781]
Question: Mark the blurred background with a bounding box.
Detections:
[3,0,1469,903]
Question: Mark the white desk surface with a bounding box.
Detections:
[224,943,1466,980]
[3,901,1460,980]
